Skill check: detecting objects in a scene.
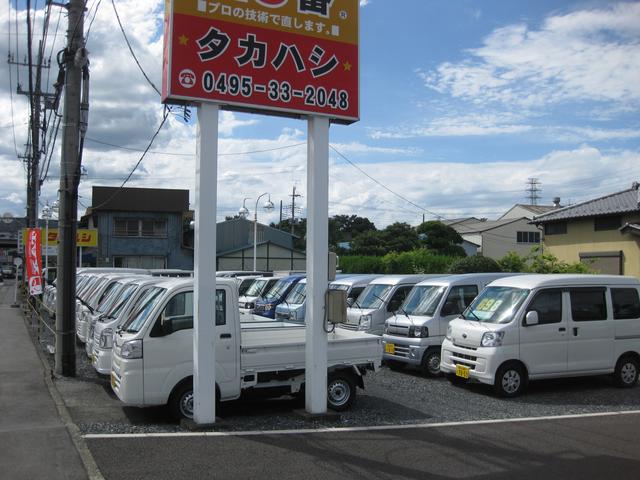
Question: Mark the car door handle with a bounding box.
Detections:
[220,333,232,339]
[573,327,579,336]
[558,327,566,332]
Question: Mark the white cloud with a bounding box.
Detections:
[423,2,640,108]
[2,193,22,205]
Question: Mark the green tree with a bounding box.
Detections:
[498,251,528,272]
[380,222,420,253]
[416,221,465,256]
[350,230,387,256]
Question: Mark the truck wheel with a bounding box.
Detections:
[421,350,442,377]
[168,381,194,420]
[614,356,639,388]
[327,372,356,412]
[493,363,526,397]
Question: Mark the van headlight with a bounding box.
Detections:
[446,325,452,341]
[99,328,113,349]
[359,314,372,330]
[409,326,429,338]
[121,339,143,359]
[481,331,504,347]
[244,302,254,310]
[383,322,389,334]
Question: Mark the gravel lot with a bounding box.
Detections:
[29,308,640,435]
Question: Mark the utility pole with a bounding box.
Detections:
[55,0,86,377]
[289,186,302,236]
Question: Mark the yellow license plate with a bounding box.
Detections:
[455,364,470,379]
[385,343,395,354]
[110,373,116,389]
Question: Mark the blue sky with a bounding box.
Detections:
[1,0,639,226]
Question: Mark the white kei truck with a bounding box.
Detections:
[111,277,383,420]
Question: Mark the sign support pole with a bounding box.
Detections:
[193,103,218,424]
[305,115,329,414]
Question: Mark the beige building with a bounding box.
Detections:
[532,182,640,276]
[446,217,543,260]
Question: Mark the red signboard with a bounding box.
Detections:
[162,0,359,124]
[25,228,43,295]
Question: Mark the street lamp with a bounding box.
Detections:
[238,198,250,219]
[252,193,274,271]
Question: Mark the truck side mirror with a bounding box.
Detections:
[524,310,539,326]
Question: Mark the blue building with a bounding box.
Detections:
[82,186,193,269]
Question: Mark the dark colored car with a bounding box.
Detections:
[253,274,305,319]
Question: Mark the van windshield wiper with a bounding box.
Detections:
[464,307,482,322]
[75,296,95,314]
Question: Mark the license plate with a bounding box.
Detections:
[385,343,395,354]
[110,373,116,389]
[455,364,470,379]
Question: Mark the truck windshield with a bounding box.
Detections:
[357,284,393,309]
[264,279,294,301]
[462,286,530,324]
[244,279,267,297]
[286,282,306,305]
[402,285,445,316]
[123,287,166,333]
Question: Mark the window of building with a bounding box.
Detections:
[544,222,567,235]
[517,231,541,243]
[569,288,607,321]
[113,218,167,238]
[113,256,166,269]
[594,216,622,231]
[611,288,640,320]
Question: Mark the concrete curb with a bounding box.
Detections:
[22,309,105,480]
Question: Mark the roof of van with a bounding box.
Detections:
[330,274,382,287]
[489,274,640,289]
[413,272,518,287]
[369,274,444,286]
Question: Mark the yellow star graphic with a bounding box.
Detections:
[343,61,352,71]
[178,34,189,46]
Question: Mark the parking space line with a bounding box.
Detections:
[83,409,640,439]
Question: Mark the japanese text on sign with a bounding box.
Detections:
[163,0,359,123]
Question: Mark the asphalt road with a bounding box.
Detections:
[85,412,640,480]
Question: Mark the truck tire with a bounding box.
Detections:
[327,371,356,412]
[614,355,639,388]
[420,349,442,377]
[168,381,194,421]
[493,362,527,397]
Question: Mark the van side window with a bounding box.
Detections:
[443,285,479,316]
[569,288,607,321]
[349,286,365,301]
[611,288,640,320]
[526,289,562,325]
[216,289,226,326]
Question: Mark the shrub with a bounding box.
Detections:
[448,256,502,274]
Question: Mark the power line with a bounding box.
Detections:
[110,0,160,95]
[329,144,444,220]
[89,107,171,211]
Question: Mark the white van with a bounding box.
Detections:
[382,273,514,376]
[441,274,640,396]
[238,276,282,317]
[341,275,442,335]
[329,275,382,307]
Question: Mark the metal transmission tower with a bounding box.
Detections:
[526,178,542,205]
[55,0,89,377]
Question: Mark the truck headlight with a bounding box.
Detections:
[245,302,254,310]
[408,326,429,338]
[359,314,372,330]
[264,303,274,310]
[99,328,113,349]
[383,323,389,334]
[446,325,452,341]
[121,339,143,359]
[290,310,297,321]
[481,331,504,347]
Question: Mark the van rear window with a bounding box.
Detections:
[612,288,640,320]
[569,288,607,321]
